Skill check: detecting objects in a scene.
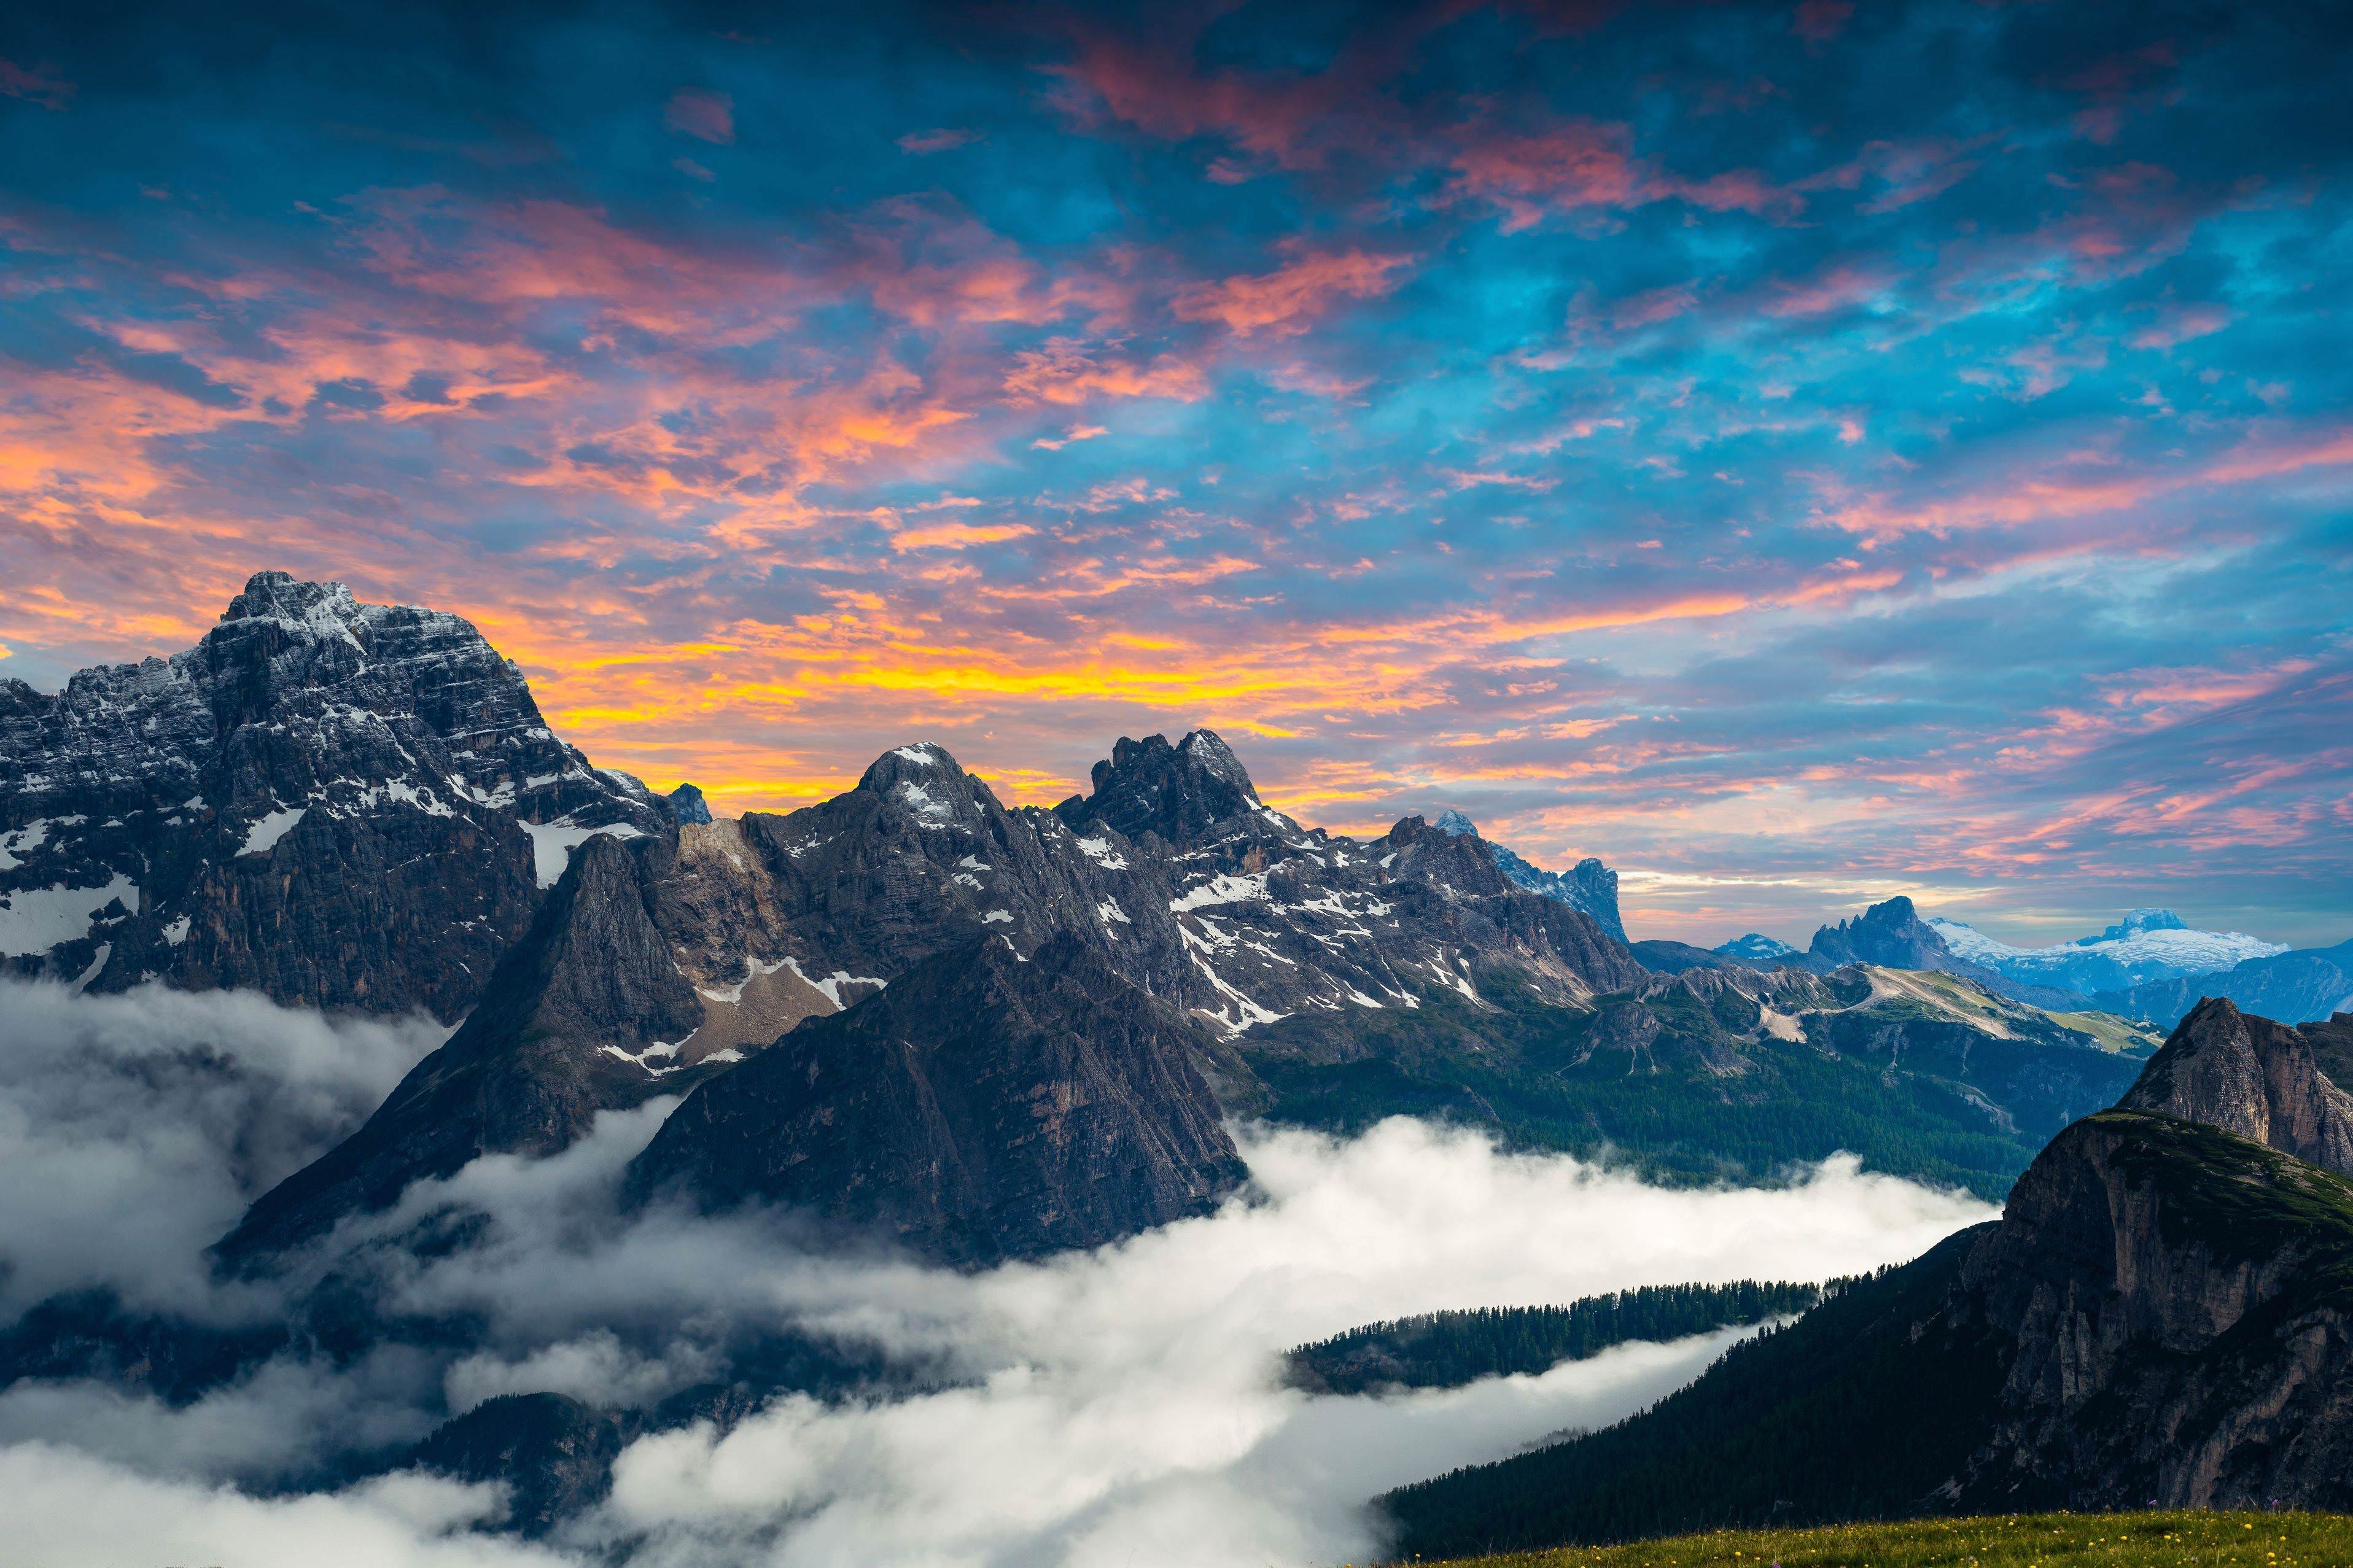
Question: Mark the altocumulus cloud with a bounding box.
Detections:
[0,985,1994,1566]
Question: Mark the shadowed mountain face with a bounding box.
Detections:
[1385,998,2353,1558]
[0,572,667,1020]
[623,933,1246,1267]
[215,832,708,1267]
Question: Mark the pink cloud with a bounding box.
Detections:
[1792,0,1854,44]
[1763,263,1888,317]
[1170,247,1412,338]
[665,88,735,145]
[898,128,979,154]
[0,57,70,108]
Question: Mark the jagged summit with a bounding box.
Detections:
[666,782,713,825]
[1417,809,1626,942]
[220,568,361,624]
[1053,728,1270,847]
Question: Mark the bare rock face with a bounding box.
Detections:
[0,571,666,1020]
[217,833,707,1266]
[1956,1108,2353,1511]
[623,933,1247,1266]
[2117,996,2353,1176]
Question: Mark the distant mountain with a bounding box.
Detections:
[2097,939,2353,1030]
[1791,896,2079,1008]
[1385,998,2353,1556]
[1714,933,1798,963]
[1231,961,2155,1201]
[1432,809,1626,942]
[0,571,669,1020]
[1929,907,2286,997]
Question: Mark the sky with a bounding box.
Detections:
[1,0,2348,948]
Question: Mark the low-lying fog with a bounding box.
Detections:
[0,980,1994,1566]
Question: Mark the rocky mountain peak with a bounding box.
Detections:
[2116,996,2353,1176]
[218,569,362,627]
[1054,728,1264,847]
[2083,907,2188,945]
[666,782,713,825]
[1433,809,1479,836]
[1805,895,1950,970]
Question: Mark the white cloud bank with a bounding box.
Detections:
[0,984,1996,1567]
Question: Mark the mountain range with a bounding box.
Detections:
[2,573,2343,1553]
[1930,908,2287,997]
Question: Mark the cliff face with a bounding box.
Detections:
[1958,1109,2353,1511]
[2115,997,2353,1176]
[1384,999,2353,1557]
[217,833,710,1266]
[622,933,1247,1266]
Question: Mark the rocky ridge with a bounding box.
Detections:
[1431,807,1626,941]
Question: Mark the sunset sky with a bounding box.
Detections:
[1,0,2347,946]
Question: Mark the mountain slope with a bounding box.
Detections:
[2098,939,2353,1030]
[1232,963,2150,1200]
[216,832,708,1265]
[1384,998,2353,1558]
[622,933,1246,1265]
[0,572,667,1020]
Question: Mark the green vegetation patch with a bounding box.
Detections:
[1234,980,2137,1203]
[1286,1282,1823,1396]
[1426,1510,2353,1568]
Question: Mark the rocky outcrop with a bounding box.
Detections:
[623,933,1247,1265]
[2116,997,2353,1175]
[0,572,666,1020]
[216,833,709,1266]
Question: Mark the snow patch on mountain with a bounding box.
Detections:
[0,874,140,957]
[522,820,646,889]
[1929,909,2287,995]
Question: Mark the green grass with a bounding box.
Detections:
[1425,1512,2353,1567]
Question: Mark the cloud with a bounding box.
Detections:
[1171,249,1412,338]
[664,90,734,145]
[0,988,1990,1566]
[0,980,445,1317]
